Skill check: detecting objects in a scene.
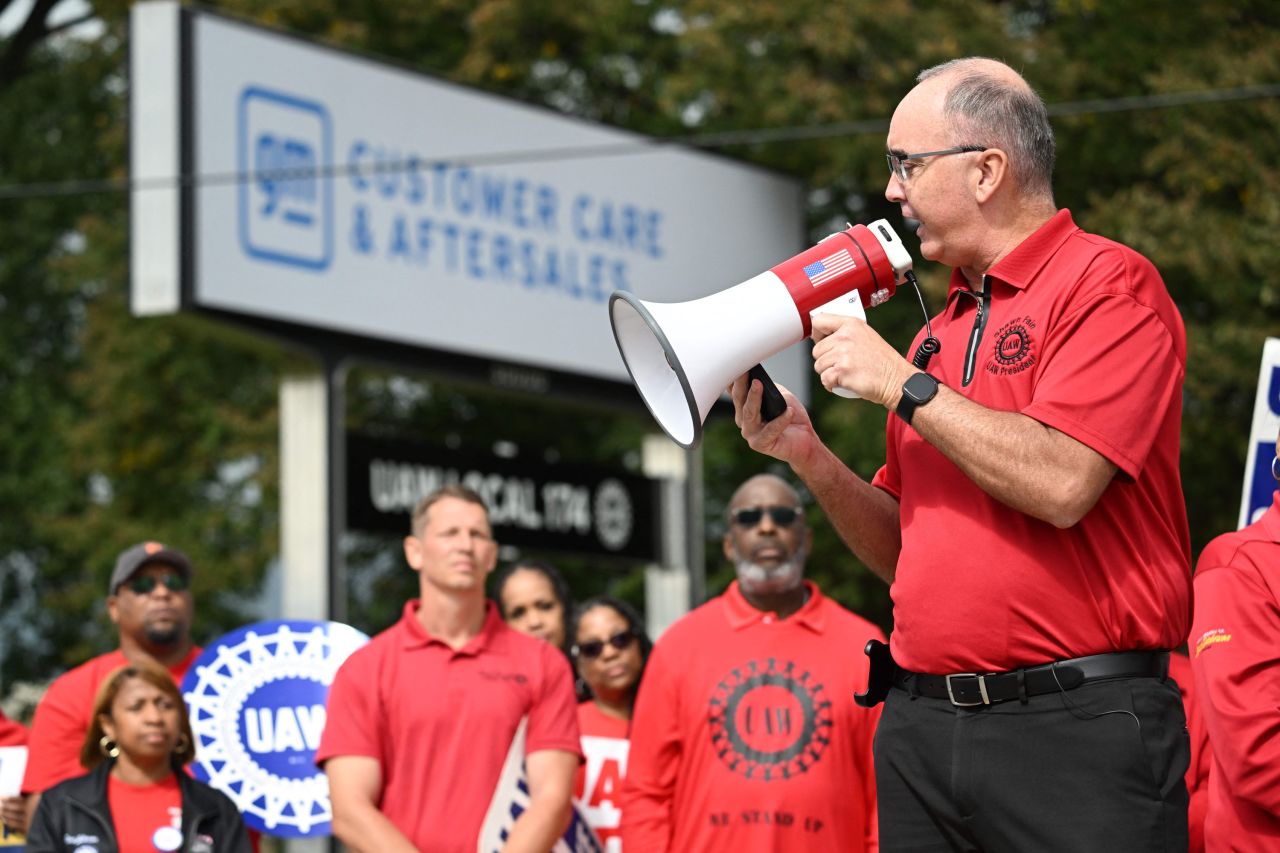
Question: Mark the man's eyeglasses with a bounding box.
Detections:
[123,573,189,595]
[574,629,636,660]
[730,506,802,528]
[886,146,986,183]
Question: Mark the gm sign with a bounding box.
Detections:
[238,86,333,270]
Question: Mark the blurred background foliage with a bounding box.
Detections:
[0,0,1277,689]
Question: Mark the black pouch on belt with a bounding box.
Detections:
[855,639,894,708]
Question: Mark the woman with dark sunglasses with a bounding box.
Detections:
[570,596,651,852]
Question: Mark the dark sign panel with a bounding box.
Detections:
[347,434,659,562]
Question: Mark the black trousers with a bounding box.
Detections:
[874,675,1190,853]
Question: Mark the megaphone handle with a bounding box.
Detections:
[747,364,787,422]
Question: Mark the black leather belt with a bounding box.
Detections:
[891,650,1169,707]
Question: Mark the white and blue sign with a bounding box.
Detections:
[1239,337,1280,528]
[238,87,333,270]
[131,3,809,400]
[181,620,369,837]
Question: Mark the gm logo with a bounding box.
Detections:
[238,87,333,270]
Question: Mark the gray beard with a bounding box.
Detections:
[734,555,804,596]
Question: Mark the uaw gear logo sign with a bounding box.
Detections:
[708,658,833,782]
[182,620,369,837]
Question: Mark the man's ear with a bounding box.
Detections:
[106,596,121,626]
[973,148,1010,203]
[403,535,423,572]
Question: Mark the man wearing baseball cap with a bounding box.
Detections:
[3,541,201,834]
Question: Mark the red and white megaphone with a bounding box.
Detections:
[609,219,913,448]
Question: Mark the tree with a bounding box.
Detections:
[3,0,1278,689]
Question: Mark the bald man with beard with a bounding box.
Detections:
[621,474,884,853]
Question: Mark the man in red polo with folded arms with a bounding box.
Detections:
[318,484,581,853]
[731,56,1191,852]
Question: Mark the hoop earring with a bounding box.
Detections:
[1272,454,1279,482]
[99,736,120,759]
[173,734,189,754]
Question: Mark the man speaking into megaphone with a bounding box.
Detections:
[730,57,1192,853]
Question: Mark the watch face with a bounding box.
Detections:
[904,373,938,404]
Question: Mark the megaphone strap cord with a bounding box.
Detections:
[906,271,942,370]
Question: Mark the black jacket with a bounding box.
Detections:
[26,760,252,853]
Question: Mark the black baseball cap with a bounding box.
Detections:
[109,541,193,595]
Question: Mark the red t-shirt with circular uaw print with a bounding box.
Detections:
[874,209,1190,673]
[574,701,629,853]
[621,581,883,853]
[108,772,183,852]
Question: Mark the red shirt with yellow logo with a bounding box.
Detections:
[621,581,882,853]
[1190,491,1280,851]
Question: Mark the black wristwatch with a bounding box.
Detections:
[896,372,940,426]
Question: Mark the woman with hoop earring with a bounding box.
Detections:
[26,659,249,853]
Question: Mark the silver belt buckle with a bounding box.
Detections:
[945,673,991,707]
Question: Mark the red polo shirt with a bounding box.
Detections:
[621,581,882,852]
[315,600,582,853]
[1190,492,1280,850]
[23,646,202,794]
[873,209,1190,673]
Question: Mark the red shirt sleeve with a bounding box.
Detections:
[1190,561,1280,815]
[23,672,93,793]
[0,711,27,748]
[314,648,384,767]
[525,646,583,758]
[1022,275,1182,478]
[619,638,683,853]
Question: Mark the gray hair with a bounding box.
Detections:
[918,57,1055,197]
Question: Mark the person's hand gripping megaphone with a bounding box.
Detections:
[609,218,924,448]
[742,218,917,421]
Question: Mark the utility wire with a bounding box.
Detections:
[1,82,1278,202]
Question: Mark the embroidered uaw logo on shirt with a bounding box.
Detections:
[707,658,832,781]
[986,315,1038,377]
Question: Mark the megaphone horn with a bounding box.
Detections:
[609,219,913,449]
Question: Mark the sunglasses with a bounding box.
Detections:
[574,629,636,660]
[123,573,189,595]
[730,505,801,528]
